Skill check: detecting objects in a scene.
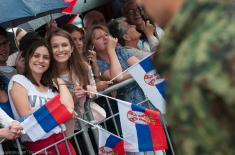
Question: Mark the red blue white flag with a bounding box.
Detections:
[98,128,125,155]
[117,100,168,152]
[63,0,77,13]
[21,95,73,142]
[128,54,166,113]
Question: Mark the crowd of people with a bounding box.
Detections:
[1,0,234,154]
[0,0,161,154]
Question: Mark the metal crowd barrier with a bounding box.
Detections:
[2,78,174,155]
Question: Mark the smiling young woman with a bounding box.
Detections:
[8,40,76,155]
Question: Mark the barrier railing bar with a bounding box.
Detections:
[86,90,174,154]
[98,78,135,96]
[84,98,99,146]
[0,138,5,143]
[75,116,129,143]
[98,113,119,124]
[103,121,107,130]
[32,129,84,155]
[72,136,82,155]
[61,130,72,155]
[105,97,121,136]
[78,119,96,155]
[160,115,175,155]
[27,77,173,155]
[55,144,60,155]
[16,139,23,155]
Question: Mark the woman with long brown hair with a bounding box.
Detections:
[47,28,105,136]
[8,40,75,154]
[84,24,147,105]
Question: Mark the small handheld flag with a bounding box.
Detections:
[128,54,166,113]
[117,100,168,152]
[98,128,125,155]
[21,95,73,141]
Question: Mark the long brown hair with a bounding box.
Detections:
[24,40,53,87]
[47,28,89,86]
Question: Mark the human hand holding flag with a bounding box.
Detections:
[75,89,168,153]
[21,78,75,142]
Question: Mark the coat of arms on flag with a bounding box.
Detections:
[128,53,166,113]
[98,129,125,155]
[117,100,168,152]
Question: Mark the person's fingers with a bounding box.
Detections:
[75,91,85,95]
[13,133,19,139]
[106,81,113,85]
[87,55,93,59]
[75,88,85,95]
[75,93,86,99]
[87,54,95,58]
[8,134,15,140]
[88,50,96,54]
[75,85,83,92]
[14,131,21,137]
[16,130,22,136]
[75,81,80,87]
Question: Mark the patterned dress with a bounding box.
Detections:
[97,46,147,105]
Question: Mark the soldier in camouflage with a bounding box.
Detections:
[136,0,235,154]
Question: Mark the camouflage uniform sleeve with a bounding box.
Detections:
[155,1,235,154]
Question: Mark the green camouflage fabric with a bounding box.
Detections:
[155,0,235,154]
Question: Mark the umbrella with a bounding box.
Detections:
[0,0,69,27]
[19,13,78,32]
[72,0,111,14]
[19,13,64,32]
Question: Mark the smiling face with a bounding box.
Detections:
[29,46,50,77]
[50,35,73,65]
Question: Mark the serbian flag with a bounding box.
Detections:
[117,100,168,152]
[21,95,73,142]
[128,53,166,113]
[98,129,125,155]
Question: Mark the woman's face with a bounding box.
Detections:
[50,35,73,64]
[71,31,84,54]
[124,2,143,27]
[92,28,109,52]
[29,46,50,76]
